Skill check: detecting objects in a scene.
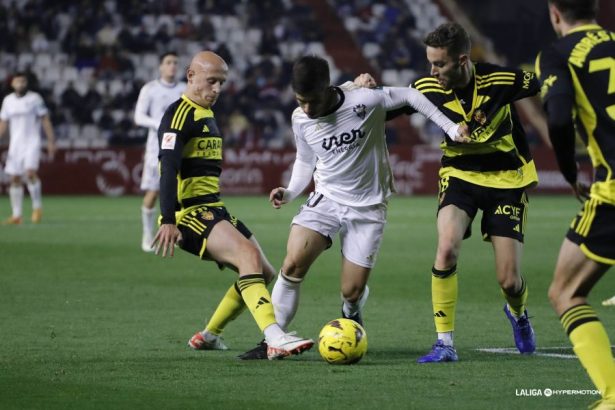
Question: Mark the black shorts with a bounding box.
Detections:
[177,205,252,263]
[566,197,615,265]
[438,176,529,242]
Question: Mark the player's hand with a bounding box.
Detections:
[47,140,57,160]
[153,223,182,257]
[454,123,473,143]
[269,187,287,209]
[572,181,590,203]
[354,73,378,89]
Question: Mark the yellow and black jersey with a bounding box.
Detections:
[158,94,224,224]
[412,62,540,189]
[536,24,615,204]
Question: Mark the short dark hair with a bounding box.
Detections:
[291,55,330,95]
[549,0,598,22]
[159,52,178,63]
[12,71,27,79]
[423,22,471,57]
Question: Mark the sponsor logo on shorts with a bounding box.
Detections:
[494,204,521,221]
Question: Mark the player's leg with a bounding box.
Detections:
[550,198,615,406]
[6,174,24,224]
[549,239,614,405]
[273,224,330,329]
[340,259,371,326]
[140,156,159,252]
[141,190,158,252]
[485,188,534,353]
[4,151,25,224]
[338,201,386,326]
[25,170,42,223]
[205,219,313,359]
[192,234,272,351]
[417,203,469,363]
[491,236,535,353]
[24,144,42,223]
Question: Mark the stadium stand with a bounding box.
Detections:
[0,0,340,148]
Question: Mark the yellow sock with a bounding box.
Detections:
[432,266,458,333]
[502,276,528,318]
[561,304,615,402]
[204,283,246,335]
[237,274,277,332]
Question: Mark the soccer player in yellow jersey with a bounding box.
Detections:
[153,51,313,360]
[408,23,539,363]
[537,1,615,407]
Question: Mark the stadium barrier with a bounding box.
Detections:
[0,146,590,196]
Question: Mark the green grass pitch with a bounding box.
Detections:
[0,195,613,409]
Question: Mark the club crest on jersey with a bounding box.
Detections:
[473,109,487,126]
[200,210,214,220]
[322,128,366,151]
[353,104,367,119]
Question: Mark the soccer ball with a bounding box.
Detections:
[318,318,368,365]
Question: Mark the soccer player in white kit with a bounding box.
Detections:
[239,55,469,359]
[0,72,56,224]
[134,52,186,252]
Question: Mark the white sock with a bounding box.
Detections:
[271,270,303,331]
[26,179,42,210]
[342,285,370,317]
[438,332,454,346]
[9,185,24,218]
[141,206,156,242]
[263,323,285,343]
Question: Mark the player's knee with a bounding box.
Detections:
[435,244,459,267]
[547,281,566,311]
[236,241,262,272]
[498,274,520,295]
[281,256,307,280]
[341,283,364,303]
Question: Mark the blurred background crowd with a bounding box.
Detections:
[0,0,612,149]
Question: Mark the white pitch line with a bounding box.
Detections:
[476,347,578,359]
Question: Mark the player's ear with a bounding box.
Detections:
[458,54,469,68]
[186,68,195,83]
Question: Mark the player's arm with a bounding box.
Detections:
[351,73,417,121]
[153,110,184,256]
[537,49,588,201]
[503,66,541,102]
[41,114,57,159]
[134,84,159,129]
[382,86,469,141]
[270,121,316,209]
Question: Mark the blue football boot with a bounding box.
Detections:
[504,304,536,354]
[417,340,458,363]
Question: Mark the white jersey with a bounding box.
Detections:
[291,85,459,206]
[134,79,186,157]
[0,91,48,149]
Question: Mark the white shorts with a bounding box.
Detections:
[5,142,40,175]
[140,151,159,191]
[291,192,387,268]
